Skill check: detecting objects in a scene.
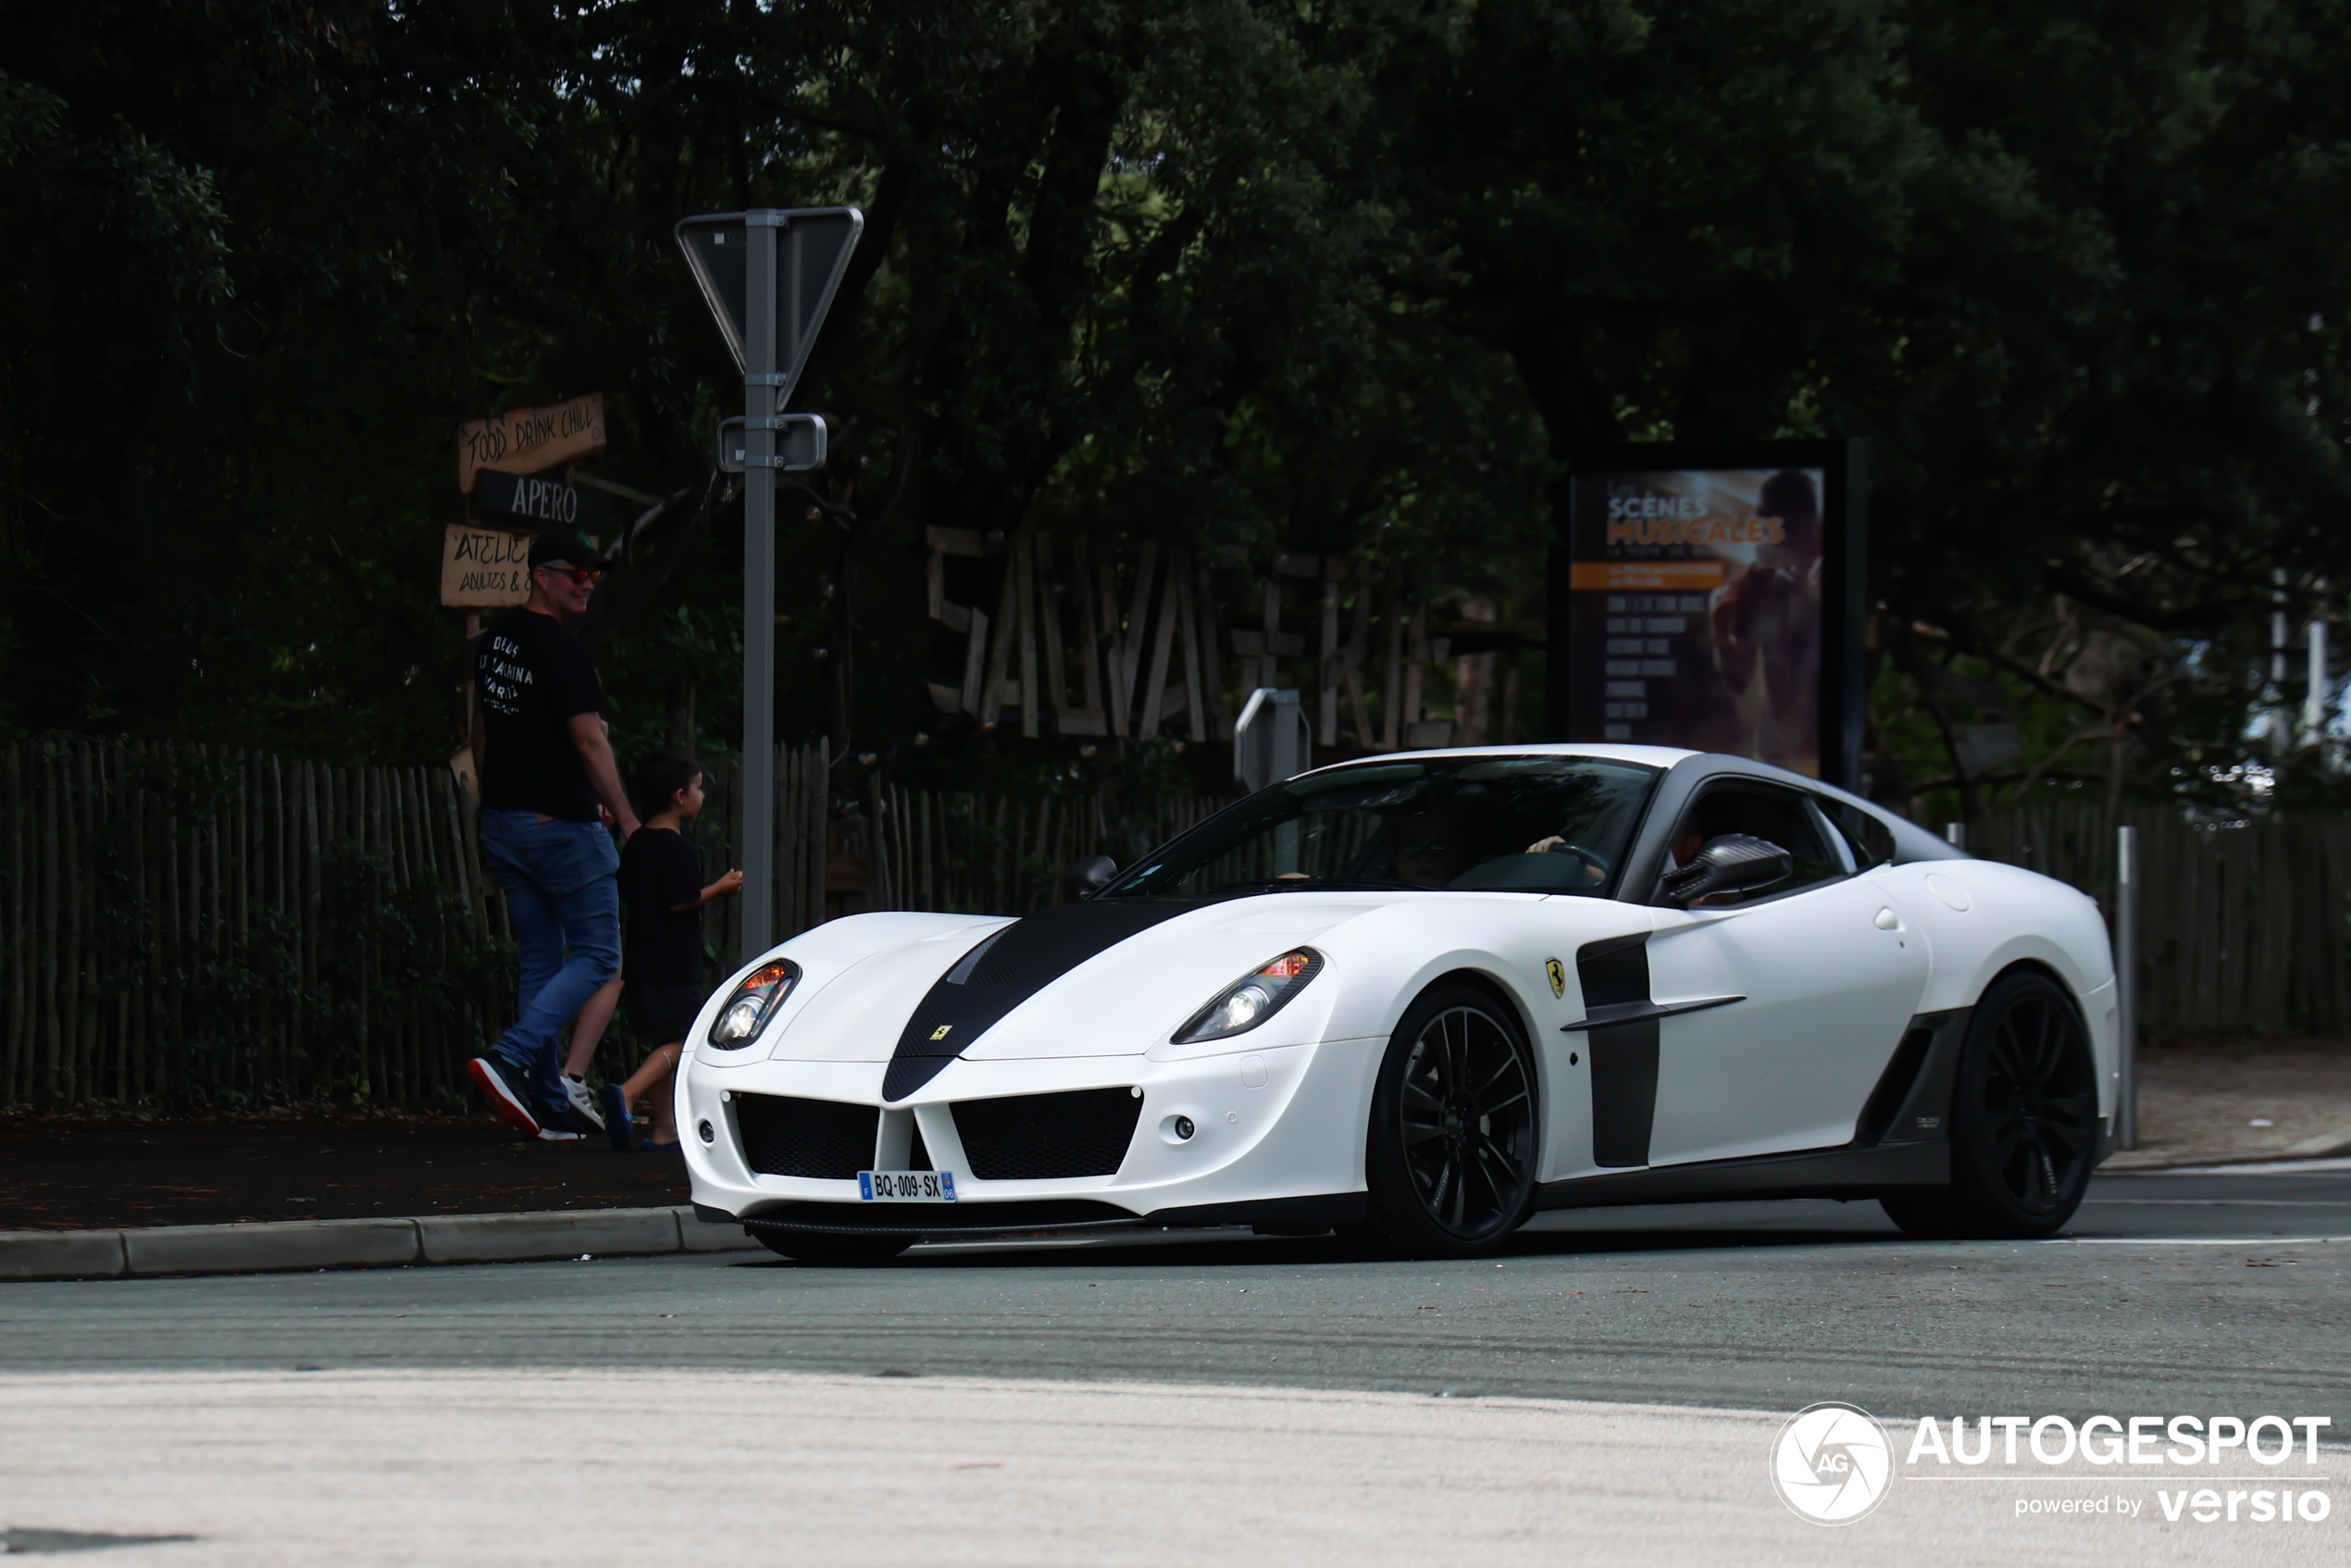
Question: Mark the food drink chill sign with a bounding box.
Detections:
[1551,441,1864,787]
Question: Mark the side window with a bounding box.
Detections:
[1824,800,1898,869]
[1659,786,1846,905]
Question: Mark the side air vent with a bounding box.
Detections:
[952,1088,1143,1181]
[735,1094,877,1180]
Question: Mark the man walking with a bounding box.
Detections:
[466,528,641,1139]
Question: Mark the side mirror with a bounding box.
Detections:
[1662,834,1792,907]
[1063,853,1117,901]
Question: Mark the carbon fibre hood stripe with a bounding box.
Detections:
[880,897,1228,1101]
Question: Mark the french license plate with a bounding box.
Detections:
[858,1170,957,1202]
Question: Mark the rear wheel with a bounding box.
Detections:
[1882,970,2097,1239]
[750,1229,914,1265]
[1363,986,1540,1259]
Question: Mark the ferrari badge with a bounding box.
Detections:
[1545,958,1566,999]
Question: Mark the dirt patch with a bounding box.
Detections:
[0,1108,689,1231]
[2112,1037,2351,1165]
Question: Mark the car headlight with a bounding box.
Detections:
[705,960,800,1050]
[1174,949,1324,1044]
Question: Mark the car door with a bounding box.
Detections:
[1638,783,1928,1166]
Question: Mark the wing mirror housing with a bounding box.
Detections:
[1662,834,1792,907]
[1063,853,1118,901]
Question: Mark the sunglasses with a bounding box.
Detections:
[537,564,603,586]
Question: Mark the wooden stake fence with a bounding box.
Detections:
[1974,796,2351,1038]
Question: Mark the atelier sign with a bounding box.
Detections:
[474,467,614,531]
[440,524,532,608]
[454,392,606,493]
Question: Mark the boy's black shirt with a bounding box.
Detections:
[475,609,603,821]
[619,828,703,985]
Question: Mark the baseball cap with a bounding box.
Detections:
[528,528,616,572]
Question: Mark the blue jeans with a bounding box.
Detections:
[478,811,621,1116]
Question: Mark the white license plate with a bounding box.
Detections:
[858,1170,958,1202]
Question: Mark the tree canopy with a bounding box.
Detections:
[5,0,2347,816]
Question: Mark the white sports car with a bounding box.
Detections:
[680,745,2117,1262]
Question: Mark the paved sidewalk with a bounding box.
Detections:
[2108,1039,2351,1168]
[0,1371,2337,1566]
[0,1109,686,1230]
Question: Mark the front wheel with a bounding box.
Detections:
[750,1229,914,1265]
[1362,986,1540,1259]
[1882,970,2097,1239]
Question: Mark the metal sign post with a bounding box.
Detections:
[676,206,863,954]
[2115,824,2140,1151]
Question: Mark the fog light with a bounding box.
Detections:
[1174,1115,1195,1140]
[698,1119,715,1144]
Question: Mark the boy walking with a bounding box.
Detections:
[603,750,742,1150]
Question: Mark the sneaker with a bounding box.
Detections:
[563,1074,606,1132]
[467,1055,541,1138]
[601,1082,632,1151]
[535,1125,588,1142]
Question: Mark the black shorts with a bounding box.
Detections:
[625,982,706,1045]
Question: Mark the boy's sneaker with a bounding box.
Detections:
[467,1055,541,1139]
[535,1125,588,1142]
[600,1082,631,1151]
[562,1074,606,1132]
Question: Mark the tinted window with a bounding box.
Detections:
[1658,786,1846,905]
[1824,800,1899,868]
[1102,756,1660,899]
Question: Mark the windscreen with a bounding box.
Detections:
[1101,755,1659,898]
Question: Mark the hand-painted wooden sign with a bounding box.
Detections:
[473,467,615,531]
[440,523,533,607]
[454,392,606,493]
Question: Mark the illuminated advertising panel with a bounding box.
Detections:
[1549,441,1865,787]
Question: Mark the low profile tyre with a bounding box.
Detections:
[1882,970,2098,1240]
[751,1229,914,1265]
[1363,986,1540,1259]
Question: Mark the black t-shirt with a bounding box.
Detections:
[476,609,603,821]
[619,828,705,985]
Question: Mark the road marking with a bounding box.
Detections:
[2082,1198,2351,1207]
[2045,1235,2351,1246]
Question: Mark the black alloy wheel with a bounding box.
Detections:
[1363,986,1540,1258]
[1883,969,2097,1239]
[749,1228,914,1265]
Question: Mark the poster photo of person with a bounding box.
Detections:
[1562,466,1828,776]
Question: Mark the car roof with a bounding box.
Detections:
[1292,743,1697,776]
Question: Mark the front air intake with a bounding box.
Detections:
[951,1087,1143,1181]
[734,1093,877,1180]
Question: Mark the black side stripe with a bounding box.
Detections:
[1559,995,1744,1031]
[1576,934,1659,1168]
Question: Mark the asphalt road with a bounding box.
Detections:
[6,1165,2346,1566]
[6,1165,2347,1426]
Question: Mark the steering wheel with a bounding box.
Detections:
[1529,837,1611,885]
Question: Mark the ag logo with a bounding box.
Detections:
[929,1025,952,1041]
[1544,958,1566,999]
[1769,1401,1893,1525]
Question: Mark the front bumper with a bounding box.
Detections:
[680,1035,1384,1234]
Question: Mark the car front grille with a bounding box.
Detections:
[734,1093,876,1180]
[951,1087,1142,1182]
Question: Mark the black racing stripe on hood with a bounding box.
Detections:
[881,897,1225,1102]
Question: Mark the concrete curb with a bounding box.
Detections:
[0,1206,761,1284]
[2283,1123,2351,1159]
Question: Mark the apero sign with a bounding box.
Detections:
[454,392,607,493]
[1549,440,1866,788]
[473,467,614,532]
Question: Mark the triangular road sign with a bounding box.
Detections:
[675,207,864,404]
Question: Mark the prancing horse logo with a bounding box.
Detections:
[929,1025,953,1041]
[1544,958,1566,999]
